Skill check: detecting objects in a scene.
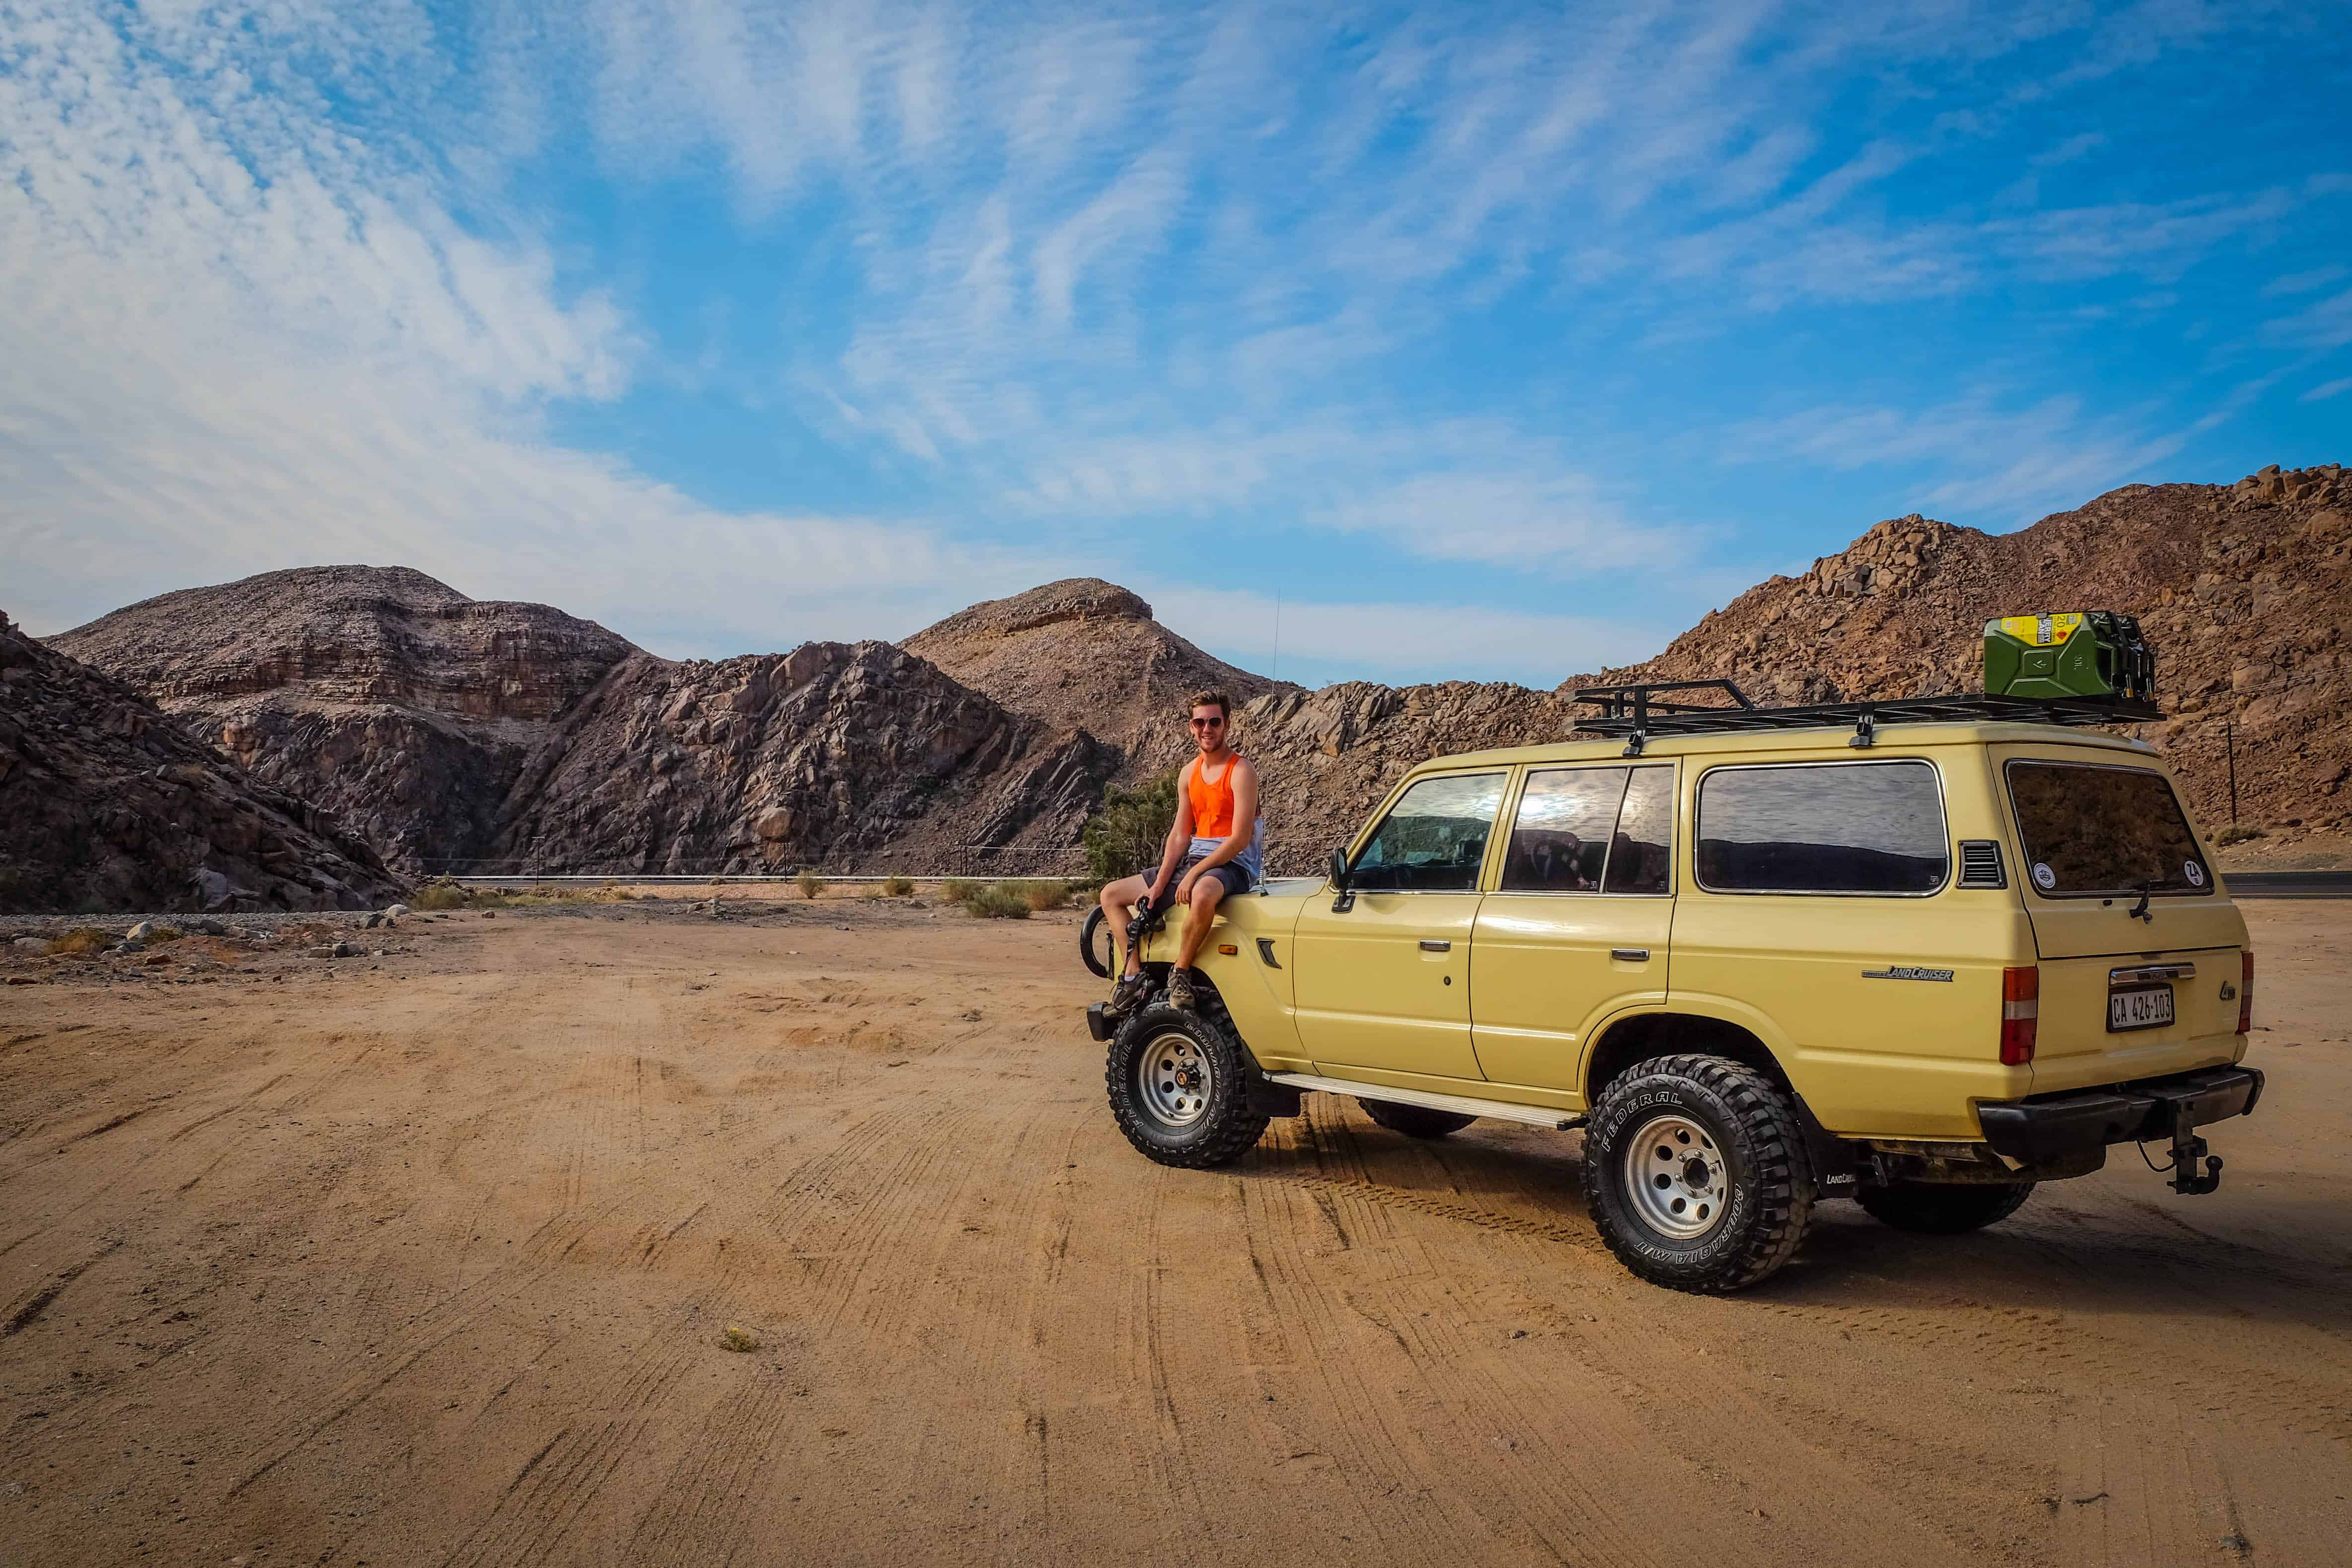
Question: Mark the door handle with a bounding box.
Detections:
[1419,939,1451,952]
[1611,948,1650,962]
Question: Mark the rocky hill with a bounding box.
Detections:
[1231,464,2350,867]
[0,607,405,913]
[903,578,1287,782]
[491,641,1113,874]
[41,463,2345,884]
[49,566,640,872]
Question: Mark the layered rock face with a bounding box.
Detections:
[1230,465,2350,868]
[493,642,1114,874]
[50,566,640,871]
[1601,464,2352,838]
[0,608,404,913]
[903,578,1286,782]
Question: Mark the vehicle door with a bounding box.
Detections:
[1470,763,1676,1100]
[1668,755,1986,1136]
[1996,746,2249,1093]
[1290,769,1506,1083]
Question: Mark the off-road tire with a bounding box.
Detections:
[1107,1003,1269,1169]
[1856,1179,2035,1234]
[1357,1098,1478,1139]
[1584,1053,1816,1293]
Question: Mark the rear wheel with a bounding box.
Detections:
[1356,1098,1477,1139]
[1856,1179,2034,1234]
[1584,1054,1815,1293]
[1107,1004,1268,1168]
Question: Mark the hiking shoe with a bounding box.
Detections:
[1166,968,1197,1012]
[1106,971,1151,1018]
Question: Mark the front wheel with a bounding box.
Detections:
[1106,1004,1269,1169]
[1583,1054,1816,1293]
[1357,1098,1477,1139]
[1856,1179,2034,1234]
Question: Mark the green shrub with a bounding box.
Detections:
[1011,879,1071,911]
[48,927,113,956]
[2214,825,2264,847]
[414,882,467,911]
[796,869,825,900]
[1083,773,1179,884]
[963,882,1033,920]
[940,878,982,907]
[882,875,915,898]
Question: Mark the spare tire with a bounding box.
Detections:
[1079,905,1115,980]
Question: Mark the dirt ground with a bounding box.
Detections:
[2,892,2348,1568]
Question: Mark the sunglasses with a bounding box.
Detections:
[1190,715,1225,729]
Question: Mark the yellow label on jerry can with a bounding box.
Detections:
[1993,612,2086,648]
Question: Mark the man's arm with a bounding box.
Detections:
[1148,763,1195,900]
[1178,759,1257,882]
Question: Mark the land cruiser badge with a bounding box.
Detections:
[1862,965,1956,982]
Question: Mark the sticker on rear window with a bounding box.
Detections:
[2184,861,2206,887]
[2032,861,2057,891]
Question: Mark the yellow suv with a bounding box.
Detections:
[1086,689,2261,1293]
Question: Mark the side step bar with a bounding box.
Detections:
[1265,1073,1585,1132]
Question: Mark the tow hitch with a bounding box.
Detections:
[2164,1107,2224,1196]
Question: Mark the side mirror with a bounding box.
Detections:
[1328,848,1355,913]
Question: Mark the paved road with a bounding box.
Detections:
[2227,869,2352,898]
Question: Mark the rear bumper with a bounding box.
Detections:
[1975,1067,2264,1165]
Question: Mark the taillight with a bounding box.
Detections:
[2237,951,2254,1035]
[2001,966,2039,1066]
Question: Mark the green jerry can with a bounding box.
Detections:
[1983,611,2155,700]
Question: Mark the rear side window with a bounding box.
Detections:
[1697,761,1949,895]
[1350,773,1505,893]
[1607,766,1674,894]
[2006,761,2211,896]
[1500,767,1623,890]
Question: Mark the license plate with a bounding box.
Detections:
[2108,985,2174,1032]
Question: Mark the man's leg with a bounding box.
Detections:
[1098,873,1150,979]
[1172,875,1229,970]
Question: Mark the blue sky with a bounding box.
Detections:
[3,1,2347,688]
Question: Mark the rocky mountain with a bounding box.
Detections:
[903,578,1287,782]
[49,566,640,873]
[492,641,1112,874]
[0,607,404,913]
[1230,463,2350,867]
[42,462,2344,886]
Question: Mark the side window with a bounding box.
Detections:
[1500,768,1626,891]
[1696,761,1949,895]
[1350,773,1506,893]
[1604,766,1675,894]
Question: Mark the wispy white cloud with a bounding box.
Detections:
[2266,286,2352,351]
[1723,393,2191,524]
[1144,583,1665,687]
[2302,377,2352,403]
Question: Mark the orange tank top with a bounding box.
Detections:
[1188,755,1239,840]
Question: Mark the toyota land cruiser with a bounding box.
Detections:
[1081,679,2261,1293]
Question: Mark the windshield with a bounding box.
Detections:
[2006,760,2212,897]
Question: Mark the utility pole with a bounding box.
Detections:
[2224,720,2238,827]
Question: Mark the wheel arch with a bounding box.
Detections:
[1582,1008,1796,1105]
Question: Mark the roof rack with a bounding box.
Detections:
[1573,680,2162,756]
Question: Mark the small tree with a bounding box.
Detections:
[1082,772,1180,885]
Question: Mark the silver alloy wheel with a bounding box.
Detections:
[1138,1030,1215,1127]
[1622,1113,1729,1239]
